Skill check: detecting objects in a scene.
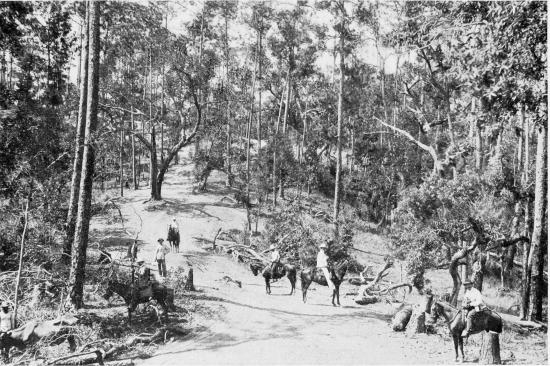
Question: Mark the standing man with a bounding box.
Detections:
[154,239,169,278]
[0,302,14,333]
[461,280,484,338]
[317,241,335,292]
[268,244,280,275]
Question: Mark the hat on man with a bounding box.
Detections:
[158,238,164,243]
[269,244,276,251]
[463,280,473,287]
[319,242,328,249]
[1,302,9,308]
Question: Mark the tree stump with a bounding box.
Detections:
[391,306,413,331]
[406,294,433,335]
[480,331,501,364]
[184,268,196,291]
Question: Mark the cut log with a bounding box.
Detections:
[391,306,413,331]
[184,268,195,291]
[354,294,378,305]
[479,331,501,364]
[48,349,104,365]
[405,294,433,335]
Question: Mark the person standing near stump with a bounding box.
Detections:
[154,238,169,277]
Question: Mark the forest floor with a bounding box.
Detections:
[88,148,547,365]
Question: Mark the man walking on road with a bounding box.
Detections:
[154,238,169,277]
[317,241,335,292]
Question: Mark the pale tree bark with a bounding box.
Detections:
[527,123,547,321]
[64,3,89,264]
[273,74,286,207]
[520,106,531,320]
[68,0,100,309]
[278,66,291,199]
[333,26,345,233]
[245,33,258,231]
[119,125,124,197]
[131,106,137,189]
[224,6,232,187]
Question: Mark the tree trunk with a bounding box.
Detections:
[68,0,100,310]
[527,123,547,321]
[64,4,89,264]
[184,268,195,291]
[520,106,531,320]
[119,125,124,197]
[150,125,160,200]
[278,67,291,199]
[333,27,345,234]
[479,332,501,364]
[475,123,483,171]
[224,9,232,188]
[245,35,257,231]
[131,107,137,189]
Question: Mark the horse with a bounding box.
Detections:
[300,260,349,306]
[0,318,77,362]
[103,279,170,324]
[250,262,297,295]
[430,301,503,362]
[167,227,180,253]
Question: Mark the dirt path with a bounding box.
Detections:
[91,151,547,365]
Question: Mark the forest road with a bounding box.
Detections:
[101,153,475,365]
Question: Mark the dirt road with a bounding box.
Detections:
[91,153,546,365]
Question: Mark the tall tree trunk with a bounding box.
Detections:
[527,123,547,321]
[224,6,232,187]
[245,34,258,231]
[333,28,345,234]
[273,75,286,207]
[68,0,100,309]
[278,66,291,199]
[64,3,89,264]
[119,124,124,197]
[131,106,137,189]
[520,106,531,319]
[150,125,159,200]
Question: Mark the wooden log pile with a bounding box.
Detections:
[46,326,189,365]
[354,258,412,305]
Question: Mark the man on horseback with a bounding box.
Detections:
[268,244,281,276]
[461,280,484,338]
[317,241,335,292]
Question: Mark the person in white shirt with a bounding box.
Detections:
[169,218,179,233]
[268,244,281,275]
[316,242,335,291]
[0,302,14,333]
[461,280,484,337]
[154,239,169,277]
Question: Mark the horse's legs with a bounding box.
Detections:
[288,273,296,295]
[302,279,311,303]
[265,276,271,294]
[458,336,465,362]
[452,336,459,362]
[336,284,341,306]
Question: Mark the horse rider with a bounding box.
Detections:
[317,241,335,292]
[169,217,179,234]
[154,238,169,278]
[0,302,14,334]
[461,280,484,338]
[268,244,281,275]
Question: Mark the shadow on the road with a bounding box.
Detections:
[183,293,392,322]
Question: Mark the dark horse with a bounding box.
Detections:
[300,260,349,306]
[167,227,180,253]
[103,279,170,324]
[0,319,77,362]
[250,262,297,295]
[430,301,503,362]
